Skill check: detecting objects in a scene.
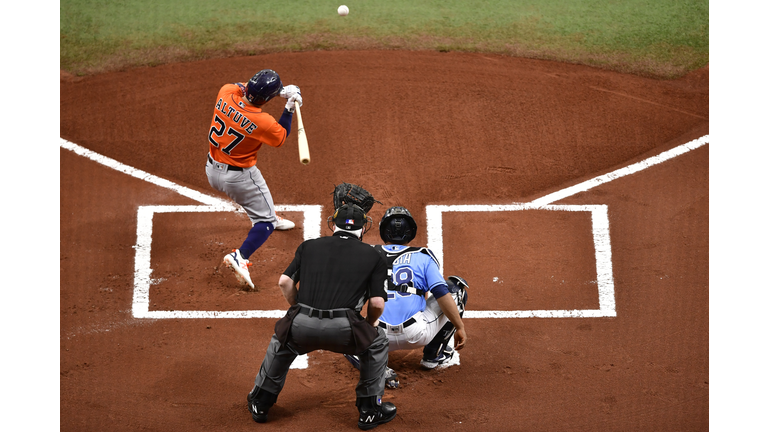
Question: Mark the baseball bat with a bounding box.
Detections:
[295,103,310,165]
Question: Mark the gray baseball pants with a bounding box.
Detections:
[253,311,389,399]
[205,155,277,226]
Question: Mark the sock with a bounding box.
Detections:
[239,222,274,259]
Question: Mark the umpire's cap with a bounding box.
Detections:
[333,204,369,231]
[246,69,282,106]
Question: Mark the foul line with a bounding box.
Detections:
[531,135,708,205]
[60,138,231,207]
[588,87,708,120]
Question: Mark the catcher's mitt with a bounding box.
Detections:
[332,183,381,214]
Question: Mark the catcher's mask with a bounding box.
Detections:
[246,69,282,106]
[328,203,372,233]
[379,206,417,245]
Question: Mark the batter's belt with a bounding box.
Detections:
[208,154,243,171]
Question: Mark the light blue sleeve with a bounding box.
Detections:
[421,250,447,292]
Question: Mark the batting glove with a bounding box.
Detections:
[285,93,303,112]
[280,84,301,99]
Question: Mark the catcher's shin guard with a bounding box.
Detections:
[422,285,468,360]
[422,320,457,360]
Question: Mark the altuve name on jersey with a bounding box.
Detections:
[215,98,258,134]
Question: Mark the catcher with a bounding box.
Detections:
[331,183,468,389]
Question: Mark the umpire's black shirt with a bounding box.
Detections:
[283,232,388,311]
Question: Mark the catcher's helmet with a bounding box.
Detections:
[379,206,417,245]
[246,69,282,106]
[331,203,372,232]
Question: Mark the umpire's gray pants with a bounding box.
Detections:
[253,313,389,399]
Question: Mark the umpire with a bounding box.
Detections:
[247,203,397,430]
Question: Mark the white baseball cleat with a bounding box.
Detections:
[274,216,295,230]
[223,249,254,289]
[420,345,455,369]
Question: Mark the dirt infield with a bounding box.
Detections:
[60,50,708,431]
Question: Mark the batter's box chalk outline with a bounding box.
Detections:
[131,204,323,319]
[427,204,616,318]
[56,139,321,319]
[129,204,320,370]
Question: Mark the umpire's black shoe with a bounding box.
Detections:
[247,392,272,423]
[358,402,397,430]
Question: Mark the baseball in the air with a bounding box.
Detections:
[337,5,349,16]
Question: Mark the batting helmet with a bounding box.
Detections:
[379,206,417,245]
[245,69,282,106]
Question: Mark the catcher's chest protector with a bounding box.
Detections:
[373,245,427,296]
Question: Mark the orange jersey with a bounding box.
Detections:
[208,83,287,167]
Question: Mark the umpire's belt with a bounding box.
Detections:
[378,317,417,332]
[298,306,349,319]
[208,154,243,171]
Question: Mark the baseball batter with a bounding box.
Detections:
[206,69,303,289]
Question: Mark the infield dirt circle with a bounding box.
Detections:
[60,50,709,431]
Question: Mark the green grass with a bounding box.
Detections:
[61,0,708,78]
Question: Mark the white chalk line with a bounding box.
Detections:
[129,204,321,368]
[427,204,616,318]
[60,139,319,369]
[63,135,705,322]
[131,205,322,318]
[130,208,313,367]
[426,135,707,319]
[60,138,232,207]
[531,135,709,206]
[59,140,318,327]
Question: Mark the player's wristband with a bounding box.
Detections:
[278,109,293,135]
